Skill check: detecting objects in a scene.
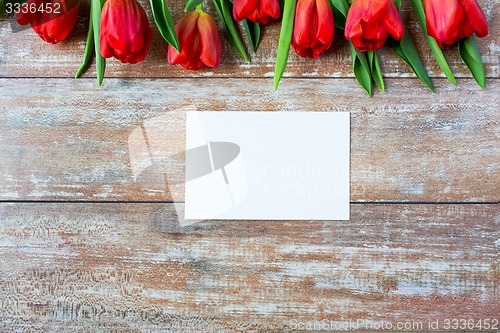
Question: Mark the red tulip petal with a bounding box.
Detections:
[315,0,334,47]
[458,0,488,37]
[345,20,363,40]
[346,0,386,39]
[247,11,261,23]
[361,0,387,23]
[345,0,364,39]
[126,30,143,57]
[360,19,377,40]
[383,0,404,40]
[292,0,333,58]
[424,0,464,48]
[374,23,389,49]
[293,0,314,47]
[233,0,258,22]
[131,5,152,62]
[260,0,280,21]
[168,12,199,65]
[17,0,79,44]
[185,33,204,69]
[15,0,35,26]
[351,36,369,52]
[198,13,221,68]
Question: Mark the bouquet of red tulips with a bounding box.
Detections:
[8,0,489,92]
[275,0,489,93]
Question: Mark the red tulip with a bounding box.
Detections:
[100,0,152,64]
[168,12,221,70]
[345,0,404,52]
[233,0,280,24]
[424,0,488,48]
[16,0,80,44]
[292,0,334,59]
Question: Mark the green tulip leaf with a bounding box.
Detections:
[184,0,203,11]
[75,13,95,79]
[392,33,435,91]
[242,19,261,53]
[393,0,401,10]
[427,37,456,85]
[459,35,483,64]
[329,0,349,17]
[459,35,486,88]
[91,0,105,85]
[150,0,180,52]
[0,0,5,17]
[212,0,223,20]
[392,41,406,59]
[159,0,180,50]
[274,0,297,90]
[329,0,349,29]
[368,50,385,92]
[411,0,456,85]
[212,0,249,62]
[350,43,372,96]
[329,2,346,29]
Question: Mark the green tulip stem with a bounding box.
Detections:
[91,0,106,85]
[196,3,203,11]
[274,0,297,90]
[75,13,95,79]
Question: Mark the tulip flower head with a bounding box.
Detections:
[100,0,152,64]
[232,0,280,24]
[168,12,221,70]
[424,0,488,48]
[345,0,404,52]
[292,0,334,59]
[16,0,80,44]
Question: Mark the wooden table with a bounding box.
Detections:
[0,1,499,331]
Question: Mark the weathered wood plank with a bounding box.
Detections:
[0,203,498,332]
[0,0,498,78]
[0,78,498,202]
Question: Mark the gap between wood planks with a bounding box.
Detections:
[1,77,499,80]
[0,200,496,204]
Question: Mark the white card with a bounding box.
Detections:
[185,111,350,220]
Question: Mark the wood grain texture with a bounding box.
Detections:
[0,0,499,329]
[0,78,498,202]
[0,203,498,332]
[0,0,498,79]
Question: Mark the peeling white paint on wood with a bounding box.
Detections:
[0,204,498,332]
[0,1,498,330]
[0,78,498,202]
